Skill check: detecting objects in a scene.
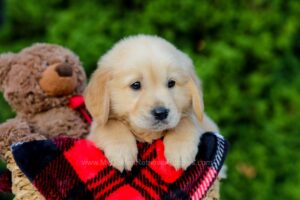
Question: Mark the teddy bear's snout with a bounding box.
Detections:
[39,63,77,96]
[55,63,73,77]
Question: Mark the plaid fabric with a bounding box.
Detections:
[0,169,11,193]
[12,132,228,200]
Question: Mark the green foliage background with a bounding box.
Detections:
[0,0,299,199]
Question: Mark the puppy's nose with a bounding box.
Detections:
[55,63,73,77]
[151,107,169,121]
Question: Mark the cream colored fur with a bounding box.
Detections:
[85,35,219,172]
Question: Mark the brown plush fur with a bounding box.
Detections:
[0,43,88,147]
[0,44,89,199]
[0,44,86,114]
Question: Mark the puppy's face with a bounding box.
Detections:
[85,36,204,135]
[109,62,190,132]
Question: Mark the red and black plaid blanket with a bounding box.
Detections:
[11,132,228,200]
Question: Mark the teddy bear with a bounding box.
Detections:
[0,43,90,200]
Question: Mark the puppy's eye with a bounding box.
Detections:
[130,81,141,90]
[167,80,176,88]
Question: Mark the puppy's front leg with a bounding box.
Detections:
[88,119,138,172]
[164,116,202,170]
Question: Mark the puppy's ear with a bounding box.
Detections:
[187,76,204,123]
[0,53,14,91]
[84,69,111,126]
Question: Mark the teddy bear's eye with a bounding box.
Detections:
[44,62,49,67]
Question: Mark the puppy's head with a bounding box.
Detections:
[85,35,204,135]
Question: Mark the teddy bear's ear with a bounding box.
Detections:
[0,53,14,91]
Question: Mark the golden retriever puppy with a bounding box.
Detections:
[84,35,219,172]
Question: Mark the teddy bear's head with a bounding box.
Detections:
[0,43,86,114]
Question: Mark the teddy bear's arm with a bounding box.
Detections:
[0,118,46,158]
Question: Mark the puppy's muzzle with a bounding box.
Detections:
[151,107,169,121]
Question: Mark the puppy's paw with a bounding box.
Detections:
[164,136,198,170]
[103,143,138,172]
